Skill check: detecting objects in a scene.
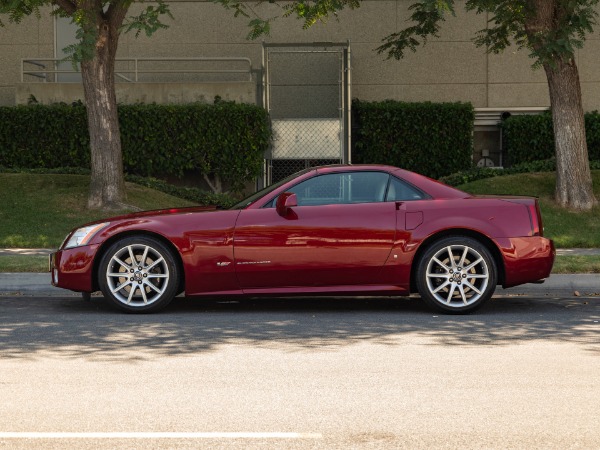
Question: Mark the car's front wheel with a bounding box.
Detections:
[416,236,497,314]
[98,236,179,313]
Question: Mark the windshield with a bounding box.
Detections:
[229,168,314,210]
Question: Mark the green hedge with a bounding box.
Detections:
[502,111,600,165]
[0,101,270,193]
[0,104,91,169]
[352,100,474,179]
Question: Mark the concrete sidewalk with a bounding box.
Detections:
[0,273,597,297]
[0,248,54,256]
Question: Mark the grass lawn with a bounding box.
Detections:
[0,255,49,272]
[552,255,600,274]
[458,170,600,248]
[0,173,195,248]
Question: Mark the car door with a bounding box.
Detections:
[233,171,398,290]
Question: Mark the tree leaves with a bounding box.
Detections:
[62,15,97,66]
[371,0,600,68]
[124,0,173,38]
[1,0,173,62]
[377,0,455,59]
[216,0,360,40]
[0,0,42,25]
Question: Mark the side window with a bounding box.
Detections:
[287,172,390,206]
[386,176,426,201]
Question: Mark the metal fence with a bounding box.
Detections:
[262,43,351,184]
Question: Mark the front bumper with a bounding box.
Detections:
[499,236,556,288]
[49,244,99,292]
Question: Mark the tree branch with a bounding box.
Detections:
[106,0,129,30]
[202,173,223,194]
[202,173,216,194]
[52,0,77,15]
[377,0,456,60]
[524,0,554,36]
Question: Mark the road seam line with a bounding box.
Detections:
[0,432,323,439]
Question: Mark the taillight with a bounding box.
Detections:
[527,200,543,236]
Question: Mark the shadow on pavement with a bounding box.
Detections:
[0,295,598,360]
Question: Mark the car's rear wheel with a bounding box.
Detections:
[98,236,179,313]
[416,236,497,314]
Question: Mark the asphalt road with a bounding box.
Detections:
[0,293,599,449]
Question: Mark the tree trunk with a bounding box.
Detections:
[203,173,223,194]
[81,16,125,210]
[525,0,597,210]
[544,59,597,210]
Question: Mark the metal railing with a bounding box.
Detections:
[21,57,253,83]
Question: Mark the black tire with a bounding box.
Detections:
[98,236,180,313]
[416,236,497,314]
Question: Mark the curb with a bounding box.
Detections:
[495,274,600,296]
[0,273,65,295]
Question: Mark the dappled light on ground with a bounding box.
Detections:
[0,296,598,361]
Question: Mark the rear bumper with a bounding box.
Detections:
[498,236,556,288]
[49,245,98,293]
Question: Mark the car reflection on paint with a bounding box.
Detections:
[50,165,555,314]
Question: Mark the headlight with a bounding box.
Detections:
[63,223,109,249]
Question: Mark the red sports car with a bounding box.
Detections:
[50,165,555,314]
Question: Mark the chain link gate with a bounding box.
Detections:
[262,42,351,185]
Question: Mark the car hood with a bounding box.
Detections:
[82,205,219,227]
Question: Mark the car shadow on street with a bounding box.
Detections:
[0,294,598,360]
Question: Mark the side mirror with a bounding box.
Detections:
[276,192,298,216]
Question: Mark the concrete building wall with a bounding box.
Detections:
[1,1,600,110]
[0,10,53,106]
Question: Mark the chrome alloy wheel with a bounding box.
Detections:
[105,244,170,307]
[425,245,489,308]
